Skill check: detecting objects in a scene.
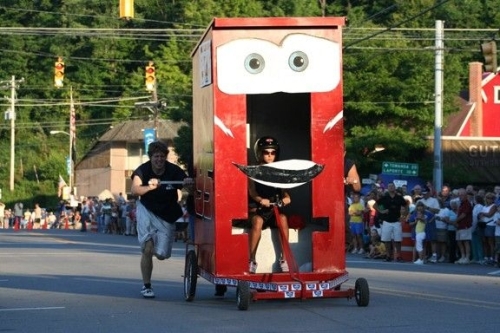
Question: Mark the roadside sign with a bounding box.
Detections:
[382,161,419,176]
[393,179,408,188]
[362,178,374,185]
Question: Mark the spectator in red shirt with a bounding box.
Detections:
[454,188,473,264]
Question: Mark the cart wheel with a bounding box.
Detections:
[184,250,198,302]
[236,281,250,311]
[354,278,369,307]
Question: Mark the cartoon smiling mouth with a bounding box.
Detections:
[233,159,324,189]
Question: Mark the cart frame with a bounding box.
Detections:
[186,17,369,310]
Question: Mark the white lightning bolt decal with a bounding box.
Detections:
[214,115,234,138]
[323,110,343,133]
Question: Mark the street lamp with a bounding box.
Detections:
[50,130,73,190]
[370,144,385,155]
[365,144,385,157]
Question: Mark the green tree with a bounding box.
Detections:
[0,0,497,203]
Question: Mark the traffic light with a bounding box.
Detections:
[480,41,498,73]
[145,61,156,92]
[54,57,65,88]
[120,0,134,19]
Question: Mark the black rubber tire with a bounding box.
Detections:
[214,285,227,297]
[236,281,250,311]
[355,277,369,307]
[184,250,198,302]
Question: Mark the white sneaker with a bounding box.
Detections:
[414,259,424,265]
[438,256,446,263]
[429,254,437,263]
[462,258,470,264]
[455,257,465,264]
[357,249,365,255]
[280,260,289,272]
[141,286,155,298]
[351,248,358,254]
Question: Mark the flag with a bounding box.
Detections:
[143,128,156,154]
[69,87,76,162]
[58,174,67,198]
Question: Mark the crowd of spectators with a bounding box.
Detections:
[1,190,194,242]
[3,181,499,268]
[349,182,500,267]
[0,192,138,235]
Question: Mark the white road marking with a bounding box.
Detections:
[371,287,500,310]
[0,307,65,312]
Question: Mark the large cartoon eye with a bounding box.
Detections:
[288,51,308,72]
[217,35,340,94]
[244,53,265,74]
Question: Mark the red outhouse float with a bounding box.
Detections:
[186,16,369,310]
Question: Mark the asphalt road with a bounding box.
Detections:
[1,229,499,333]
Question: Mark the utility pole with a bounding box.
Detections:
[134,94,164,142]
[152,84,159,138]
[433,20,444,192]
[2,76,25,191]
[318,0,326,17]
[69,86,75,191]
[10,77,15,191]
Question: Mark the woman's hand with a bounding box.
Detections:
[259,198,270,207]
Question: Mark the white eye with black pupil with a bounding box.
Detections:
[289,51,308,72]
[244,53,265,74]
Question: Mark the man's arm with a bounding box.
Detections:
[346,164,361,192]
[130,174,158,197]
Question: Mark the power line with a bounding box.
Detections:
[0,116,145,131]
[0,6,207,28]
[344,0,453,49]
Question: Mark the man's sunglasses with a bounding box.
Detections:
[263,150,276,156]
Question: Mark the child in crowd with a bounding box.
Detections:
[348,193,365,254]
[410,210,427,265]
[365,229,386,259]
[175,202,189,242]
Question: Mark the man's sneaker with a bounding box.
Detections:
[414,259,424,265]
[429,254,438,263]
[280,260,289,272]
[357,248,365,255]
[396,257,404,263]
[461,258,470,264]
[249,261,257,274]
[351,248,358,254]
[438,256,446,263]
[455,257,465,264]
[141,286,155,298]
